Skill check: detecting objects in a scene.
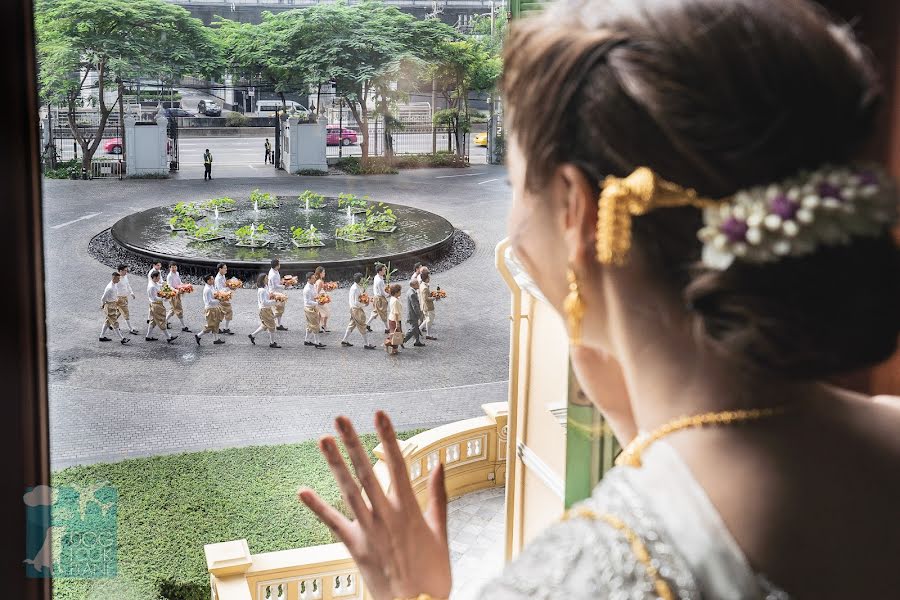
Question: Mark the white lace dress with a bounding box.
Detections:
[484,441,790,599]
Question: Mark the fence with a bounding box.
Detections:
[325,118,470,160]
[40,106,138,165]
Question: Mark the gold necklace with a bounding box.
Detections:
[616,405,790,468]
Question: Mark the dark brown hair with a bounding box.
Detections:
[503,0,899,379]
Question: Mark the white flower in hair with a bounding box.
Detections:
[699,164,897,270]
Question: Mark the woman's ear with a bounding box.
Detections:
[557,164,598,267]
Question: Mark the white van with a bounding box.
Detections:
[254,100,308,116]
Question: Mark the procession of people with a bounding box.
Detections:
[98,259,441,354]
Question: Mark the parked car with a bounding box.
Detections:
[104,138,123,154]
[200,101,222,117]
[327,126,358,146]
[162,108,196,118]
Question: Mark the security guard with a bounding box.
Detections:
[203,148,213,180]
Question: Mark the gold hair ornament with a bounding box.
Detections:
[596,167,721,265]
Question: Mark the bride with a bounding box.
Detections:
[298,0,900,597]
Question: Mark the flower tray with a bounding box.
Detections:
[351,208,369,215]
[235,240,271,248]
[335,234,375,244]
[368,225,397,234]
[187,235,225,243]
[291,239,325,248]
[169,216,206,231]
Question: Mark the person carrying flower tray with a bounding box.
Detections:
[303,272,325,349]
[418,268,437,341]
[249,273,281,348]
[314,266,333,333]
[341,273,376,350]
[214,263,235,335]
[165,263,191,333]
[365,263,390,334]
[267,258,289,331]
[100,272,130,345]
[146,271,178,344]
[195,274,224,345]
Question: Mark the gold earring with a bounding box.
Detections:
[564,267,585,346]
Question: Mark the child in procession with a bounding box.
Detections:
[249,273,281,348]
[115,264,138,335]
[366,263,390,334]
[196,274,224,345]
[146,271,178,343]
[303,271,325,348]
[340,273,376,350]
[214,263,235,334]
[267,258,289,331]
[166,263,191,333]
[419,268,437,341]
[100,272,130,344]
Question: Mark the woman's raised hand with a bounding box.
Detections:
[298,411,452,600]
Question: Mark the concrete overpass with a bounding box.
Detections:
[168,0,501,27]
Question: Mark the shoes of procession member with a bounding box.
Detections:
[315,343,326,349]
[182,327,192,333]
[195,334,201,345]
[277,325,289,331]
[323,328,331,333]
[384,329,390,334]
[366,325,372,332]
[224,329,235,335]
[167,336,179,344]
[166,323,171,329]
[425,336,437,341]
[130,329,139,335]
[145,337,158,342]
[269,343,282,349]
[213,339,225,345]
[363,344,376,350]
[414,342,426,347]
[99,337,112,342]
[304,341,314,346]
[341,341,353,347]
[121,338,130,345]
[248,334,256,345]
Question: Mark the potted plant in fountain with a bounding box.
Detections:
[172,201,204,219]
[201,196,237,213]
[249,188,279,209]
[291,224,325,248]
[169,215,198,232]
[338,193,370,215]
[234,223,270,248]
[335,222,374,243]
[365,203,398,233]
[185,220,225,243]
[298,190,326,210]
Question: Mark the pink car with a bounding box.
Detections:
[326,126,358,146]
[104,138,123,154]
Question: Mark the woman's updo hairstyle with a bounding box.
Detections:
[502,0,899,379]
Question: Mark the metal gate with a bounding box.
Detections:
[167,115,179,171]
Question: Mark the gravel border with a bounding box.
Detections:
[88,227,476,287]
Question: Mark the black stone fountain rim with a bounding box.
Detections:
[109,197,456,273]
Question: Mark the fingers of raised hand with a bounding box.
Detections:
[297,487,353,541]
[319,435,372,528]
[424,462,449,542]
[334,416,390,516]
[375,411,416,504]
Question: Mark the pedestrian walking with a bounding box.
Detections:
[264,139,272,164]
[100,272,130,344]
[403,279,426,347]
[115,264,138,335]
[203,148,213,180]
[340,273,375,349]
[195,274,224,345]
[146,270,178,343]
[166,263,191,332]
[249,273,281,348]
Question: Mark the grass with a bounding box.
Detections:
[51,430,423,600]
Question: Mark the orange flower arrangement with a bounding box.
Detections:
[316,293,332,305]
[323,281,339,292]
[430,288,447,300]
[225,277,243,290]
[358,292,371,305]
[269,291,288,303]
[282,275,298,288]
[177,284,194,294]
[158,284,178,300]
[213,289,233,302]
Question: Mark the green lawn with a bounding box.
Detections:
[51,431,422,600]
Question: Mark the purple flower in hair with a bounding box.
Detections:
[857,170,879,186]
[770,194,798,220]
[817,182,843,201]
[720,217,748,242]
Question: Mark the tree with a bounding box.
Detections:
[431,39,501,156]
[35,0,219,171]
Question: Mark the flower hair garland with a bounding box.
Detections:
[596,164,897,270]
[698,164,896,270]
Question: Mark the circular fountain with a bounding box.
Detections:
[110,195,456,278]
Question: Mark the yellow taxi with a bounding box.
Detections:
[474,132,488,147]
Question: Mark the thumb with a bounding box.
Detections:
[425,463,448,542]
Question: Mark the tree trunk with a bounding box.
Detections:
[457,83,468,157]
[345,96,366,164]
